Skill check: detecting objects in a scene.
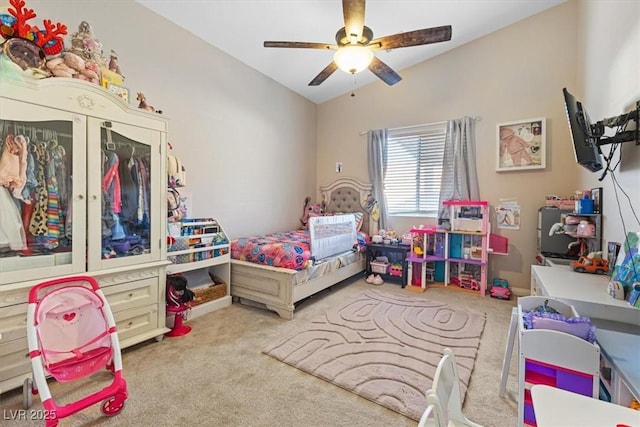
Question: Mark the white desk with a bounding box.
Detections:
[595,321,640,405]
[530,265,640,406]
[530,265,640,325]
[532,384,640,427]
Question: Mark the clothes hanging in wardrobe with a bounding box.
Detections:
[0,186,26,250]
[28,141,49,237]
[0,134,29,202]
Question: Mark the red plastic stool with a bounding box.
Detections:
[166,305,192,337]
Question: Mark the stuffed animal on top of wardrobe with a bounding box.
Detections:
[45,52,100,84]
[136,92,162,114]
[300,196,325,229]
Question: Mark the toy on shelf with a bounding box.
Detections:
[459,271,479,291]
[1,0,67,72]
[389,263,403,277]
[449,262,481,291]
[570,254,609,275]
[136,92,162,114]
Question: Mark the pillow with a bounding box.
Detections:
[523,311,596,343]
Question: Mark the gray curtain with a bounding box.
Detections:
[367,129,389,230]
[438,117,480,218]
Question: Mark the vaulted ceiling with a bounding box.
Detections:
[136,0,565,104]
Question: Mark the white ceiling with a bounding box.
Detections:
[136,0,565,104]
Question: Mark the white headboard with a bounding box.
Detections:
[319,177,378,235]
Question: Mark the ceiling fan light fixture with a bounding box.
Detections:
[333,45,374,74]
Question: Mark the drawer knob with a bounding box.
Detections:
[127,293,134,299]
[127,321,133,328]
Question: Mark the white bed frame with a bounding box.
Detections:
[230,177,376,319]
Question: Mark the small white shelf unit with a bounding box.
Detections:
[167,218,232,319]
[500,296,600,427]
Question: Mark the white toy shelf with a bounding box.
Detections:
[499,296,600,427]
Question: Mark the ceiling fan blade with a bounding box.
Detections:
[342,0,366,43]
[368,56,402,86]
[264,41,337,50]
[309,62,339,86]
[370,25,452,50]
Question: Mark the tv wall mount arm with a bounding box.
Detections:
[592,100,640,147]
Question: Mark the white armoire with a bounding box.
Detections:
[0,75,169,394]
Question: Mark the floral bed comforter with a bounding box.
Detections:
[231,230,312,270]
[231,230,368,271]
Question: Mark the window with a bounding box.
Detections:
[384,123,447,217]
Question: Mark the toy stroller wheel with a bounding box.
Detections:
[101,395,126,416]
[23,377,33,409]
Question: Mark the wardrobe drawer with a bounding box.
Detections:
[0,287,30,308]
[113,304,159,344]
[0,302,28,342]
[0,337,30,383]
[102,277,159,314]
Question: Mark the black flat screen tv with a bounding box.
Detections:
[562,88,603,172]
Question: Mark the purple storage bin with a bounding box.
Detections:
[525,360,556,379]
[523,401,537,426]
[556,370,593,396]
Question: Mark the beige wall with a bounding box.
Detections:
[318,1,584,291]
[17,1,637,292]
[24,0,318,239]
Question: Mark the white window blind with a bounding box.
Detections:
[385,123,447,217]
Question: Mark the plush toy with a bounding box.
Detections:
[43,52,101,84]
[300,196,325,229]
[63,51,85,71]
[137,92,162,114]
[46,56,74,78]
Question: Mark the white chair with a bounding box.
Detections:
[422,348,483,427]
[418,390,445,427]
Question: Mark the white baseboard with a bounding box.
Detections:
[188,295,232,319]
[166,295,232,328]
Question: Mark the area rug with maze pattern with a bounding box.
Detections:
[263,289,486,421]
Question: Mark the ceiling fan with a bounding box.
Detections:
[263,0,452,87]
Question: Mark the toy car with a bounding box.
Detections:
[459,272,479,290]
[389,263,403,277]
[491,286,511,300]
[490,278,511,300]
[570,256,609,274]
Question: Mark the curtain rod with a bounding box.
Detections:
[359,116,482,136]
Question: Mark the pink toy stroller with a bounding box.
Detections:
[25,276,128,426]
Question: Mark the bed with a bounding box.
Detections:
[230,177,377,319]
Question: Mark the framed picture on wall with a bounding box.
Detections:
[496,118,546,172]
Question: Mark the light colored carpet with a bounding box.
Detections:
[263,289,486,421]
[0,278,519,427]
